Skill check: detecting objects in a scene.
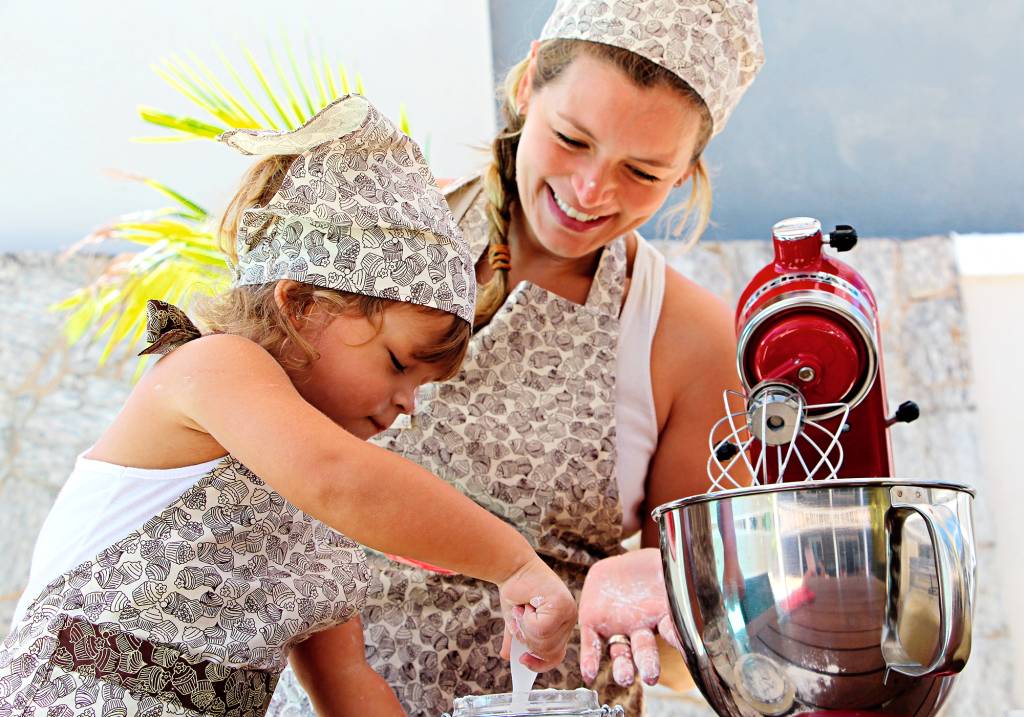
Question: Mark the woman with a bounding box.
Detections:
[269,1,764,713]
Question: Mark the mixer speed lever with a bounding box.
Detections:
[886,400,920,427]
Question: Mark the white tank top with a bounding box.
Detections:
[615,235,666,535]
[11,452,225,627]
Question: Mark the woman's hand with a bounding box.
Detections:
[578,549,683,687]
[498,556,577,672]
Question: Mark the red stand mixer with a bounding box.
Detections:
[654,218,977,716]
[707,216,919,487]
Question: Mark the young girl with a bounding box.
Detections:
[0,95,575,717]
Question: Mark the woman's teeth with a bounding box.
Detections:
[553,189,602,222]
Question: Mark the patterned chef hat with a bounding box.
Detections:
[539,0,765,135]
[218,95,476,323]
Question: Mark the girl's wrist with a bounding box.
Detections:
[492,533,542,587]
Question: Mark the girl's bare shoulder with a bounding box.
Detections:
[145,333,287,383]
[89,334,281,468]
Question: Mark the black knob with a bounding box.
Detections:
[829,225,858,252]
[894,400,920,424]
[715,441,740,462]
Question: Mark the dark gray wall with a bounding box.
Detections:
[489,1,1024,240]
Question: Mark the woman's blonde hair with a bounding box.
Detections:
[476,39,714,328]
[199,155,470,377]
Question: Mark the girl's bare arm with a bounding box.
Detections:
[289,619,404,717]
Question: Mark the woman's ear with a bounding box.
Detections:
[674,163,697,188]
[515,41,541,115]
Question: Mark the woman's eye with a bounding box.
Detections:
[629,166,660,183]
[555,131,587,149]
[389,350,406,373]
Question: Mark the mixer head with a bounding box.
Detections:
[706,217,915,490]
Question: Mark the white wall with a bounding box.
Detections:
[0,1,495,250]
[955,233,1024,707]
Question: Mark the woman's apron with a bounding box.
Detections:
[270,175,644,716]
[0,306,370,717]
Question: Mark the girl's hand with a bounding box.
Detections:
[497,556,577,672]
[578,549,683,687]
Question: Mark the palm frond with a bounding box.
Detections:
[268,43,305,129]
[217,48,279,129]
[60,37,424,373]
[53,176,229,364]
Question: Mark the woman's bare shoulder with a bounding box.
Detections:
[655,265,736,368]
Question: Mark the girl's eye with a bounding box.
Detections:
[629,166,660,183]
[555,131,587,149]
[389,350,406,373]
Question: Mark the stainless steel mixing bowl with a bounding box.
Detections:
[653,479,975,715]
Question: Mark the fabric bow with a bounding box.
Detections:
[138,300,202,356]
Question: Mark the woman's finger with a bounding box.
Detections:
[609,639,635,687]
[658,613,684,654]
[579,623,603,684]
[630,628,659,685]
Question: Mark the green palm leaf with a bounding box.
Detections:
[135,40,367,141]
[53,175,228,364]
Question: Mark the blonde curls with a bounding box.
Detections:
[475,39,716,327]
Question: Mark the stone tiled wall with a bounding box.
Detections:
[0,238,1013,714]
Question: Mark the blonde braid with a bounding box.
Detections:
[474,58,531,329]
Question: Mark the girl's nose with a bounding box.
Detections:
[395,385,417,415]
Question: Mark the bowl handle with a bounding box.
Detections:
[882,486,972,677]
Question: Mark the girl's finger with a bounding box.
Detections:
[500,624,513,660]
[519,646,566,672]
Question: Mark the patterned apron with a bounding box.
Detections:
[269,175,643,717]
[0,307,370,717]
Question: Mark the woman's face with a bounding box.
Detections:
[514,50,705,259]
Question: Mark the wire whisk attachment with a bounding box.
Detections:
[706,382,851,491]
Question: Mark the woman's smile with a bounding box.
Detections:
[545,183,613,232]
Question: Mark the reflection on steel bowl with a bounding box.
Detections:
[653,479,975,716]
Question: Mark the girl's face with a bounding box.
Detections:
[285,299,457,440]
[514,50,705,260]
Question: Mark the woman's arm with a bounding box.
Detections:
[157,333,575,669]
[641,268,743,548]
[290,619,404,717]
[577,268,745,687]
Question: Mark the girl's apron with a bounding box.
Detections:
[270,175,643,717]
[0,306,370,717]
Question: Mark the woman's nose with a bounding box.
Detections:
[572,164,613,208]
